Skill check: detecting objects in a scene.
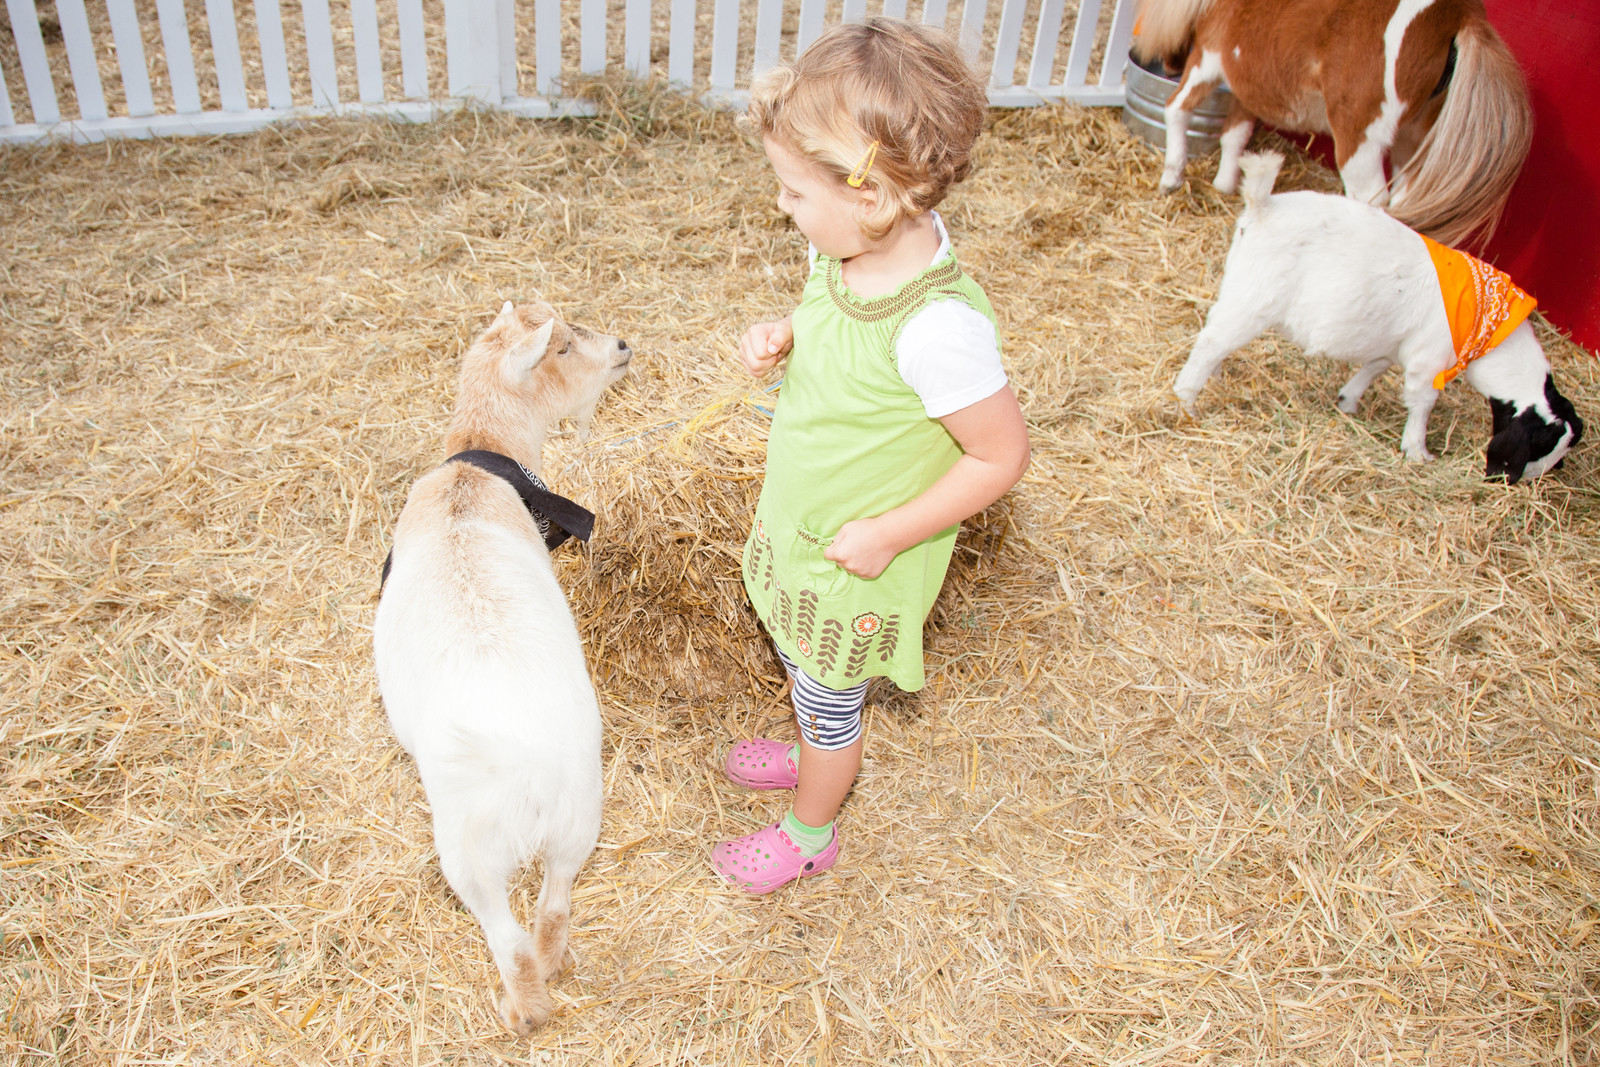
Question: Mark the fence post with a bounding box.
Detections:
[709,0,740,95]
[396,0,430,101]
[6,0,60,124]
[626,0,652,79]
[1028,0,1067,89]
[254,0,294,109]
[56,0,108,121]
[796,0,825,56]
[669,0,696,89]
[447,0,504,105]
[1098,0,1138,88]
[205,0,250,112]
[300,0,340,109]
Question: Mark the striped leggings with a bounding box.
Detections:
[776,645,868,751]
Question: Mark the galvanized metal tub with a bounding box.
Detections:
[1121,51,1234,156]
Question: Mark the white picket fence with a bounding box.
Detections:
[0,0,1137,144]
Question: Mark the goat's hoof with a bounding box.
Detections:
[499,990,553,1035]
[1336,396,1359,415]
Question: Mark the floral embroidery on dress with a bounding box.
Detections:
[755,520,767,543]
[851,612,883,638]
[747,529,909,684]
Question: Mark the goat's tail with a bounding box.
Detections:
[1237,151,1283,215]
[1389,14,1532,248]
[1131,0,1216,66]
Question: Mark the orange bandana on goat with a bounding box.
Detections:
[1421,234,1537,390]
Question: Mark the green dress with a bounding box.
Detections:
[742,248,999,691]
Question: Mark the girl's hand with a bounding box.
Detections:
[739,317,794,377]
[821,387,1031,580]
[823,517,898,580]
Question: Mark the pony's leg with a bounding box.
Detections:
[1336,358,1393,414]
[1329,0,1451,212]
[1160,50,1226,194]
[1174,299,1273,414]
[1328,80,1396,208]
[1336,129,1391,208]
[1212,101,1257,195]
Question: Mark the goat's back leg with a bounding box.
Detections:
[1337,358,1394,414]
[429,800,551,1034]
[1174,298,1274,414]
[1160,49,1226,194]
[528,831,594,986]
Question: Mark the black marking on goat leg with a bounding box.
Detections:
[1488,396,1516,438]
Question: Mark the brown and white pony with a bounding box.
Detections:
[1134,0,1532,247]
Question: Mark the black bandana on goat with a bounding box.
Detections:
[380,450,595,588]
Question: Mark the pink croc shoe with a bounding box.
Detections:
[711,822,838,895]
[724,738,799,790]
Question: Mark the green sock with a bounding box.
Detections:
[780,809,834,857]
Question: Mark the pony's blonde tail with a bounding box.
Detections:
[1131,0,1217,66]
[1238,152,1283,215]
[1389,15,1532,248]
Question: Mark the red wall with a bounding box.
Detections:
[1295,3,1598,351]
[1480,1,1600,353]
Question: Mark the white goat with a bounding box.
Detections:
[373,301,631,1033]
[1174,152,1583,482]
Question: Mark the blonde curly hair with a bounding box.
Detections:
[740,17,988,242]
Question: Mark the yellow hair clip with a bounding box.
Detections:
[846,140,879,188]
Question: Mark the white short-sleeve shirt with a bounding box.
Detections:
[809,213,1007,418]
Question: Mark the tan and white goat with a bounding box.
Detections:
[373,301,631,1033]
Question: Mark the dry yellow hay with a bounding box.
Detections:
[2,90,1598,1065]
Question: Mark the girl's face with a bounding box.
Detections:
[764,137,875,260]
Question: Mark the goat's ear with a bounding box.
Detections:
[504,317,557,382]
[1543,377,1584,446]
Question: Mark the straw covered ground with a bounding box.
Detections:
[2,90,1598,1065]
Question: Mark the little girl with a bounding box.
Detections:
[714,17,1031,893]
